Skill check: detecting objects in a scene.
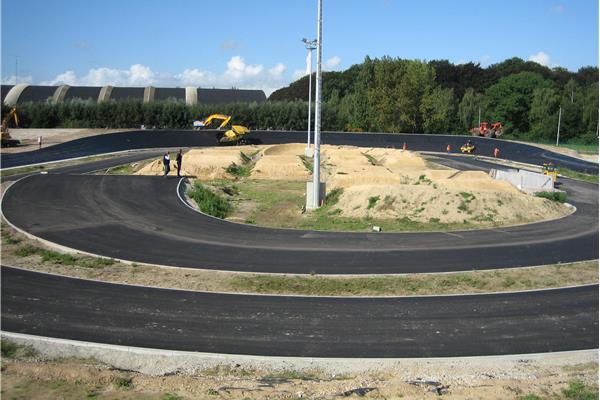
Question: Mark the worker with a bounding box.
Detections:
[176,149,183,177]
[162,152,170,177]
[493,147,500,158]
[446,144,452,152]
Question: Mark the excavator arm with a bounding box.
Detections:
[1,106,19,133]
[201,114,232,129]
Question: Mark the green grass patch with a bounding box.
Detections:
[12,242,115,267]
[559,168,599,184]
[562,380,599,400]
[325,187,343,206]
[232,261,597,296]
[225,151,256,178]
[535,191,567,203]
[224,162,253,177]
[1,340,39,359]
[298,155,313,173]
[188,182,232,218]
[0,165,46,178]
[361,152,380,166]
[105,163,139,175]
[367,196,380,209]
[112,377,133,389]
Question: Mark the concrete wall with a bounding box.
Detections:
[490,169,554,191]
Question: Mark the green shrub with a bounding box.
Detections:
[367,196,380,209]
[188,183,232,219]
[325,188,343,206]
[535,191,567,203]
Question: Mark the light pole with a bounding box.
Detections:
[302,38,317,157]
[556,106,562,146]
[312,0,323,209]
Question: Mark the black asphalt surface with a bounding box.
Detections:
[2,267,597,357]
[0,150,166,183]
[2,172,597,274]
[2,130,598,174]
[1,132,598,357]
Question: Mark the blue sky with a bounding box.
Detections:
[2,0,598,95]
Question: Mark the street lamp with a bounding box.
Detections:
[311,0,323,209]
[302,38,317,157]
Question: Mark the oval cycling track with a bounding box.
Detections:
[1,131,598,357]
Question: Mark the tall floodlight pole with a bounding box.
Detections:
[302,38,317,156]
[311,0,323,209]
[556,106,562,146]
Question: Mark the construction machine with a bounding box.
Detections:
[460,140,476,154]
[1,106,21,147]
[193,114,250,145]
[470,121,503,138]
[542,162,558,182]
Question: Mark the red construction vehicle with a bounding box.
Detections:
[470,121,503,138]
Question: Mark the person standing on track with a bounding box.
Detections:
[162,152,170,177]
[176,149,183,177]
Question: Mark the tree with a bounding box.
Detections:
[484,72,551,133]
[420,86,456,134]
[528,87,560,141]
[458,88,484,131]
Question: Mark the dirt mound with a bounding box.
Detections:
[136,143,570,226]
[252,144,310,180]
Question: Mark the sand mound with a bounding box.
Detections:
[136,143,570,226]
[135,147,259,180]
[335,183,567,224]
[252,144,310,180]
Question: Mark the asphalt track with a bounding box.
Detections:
[2,267,597,357]
[2,172,597,274]
[2,130,598,174]
[1,131,598,357]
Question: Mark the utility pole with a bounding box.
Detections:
[15,56,19,84]
[302,38,317,157]
[310,0,323,209]
[478,107,481,127]
[556,106,562,146]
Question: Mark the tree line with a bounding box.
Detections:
[271,56,599,143]
[3,56,598,144]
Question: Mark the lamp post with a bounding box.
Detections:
[312,0,323,209]
[302,38,317,157]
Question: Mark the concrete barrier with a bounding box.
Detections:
[490,168,554,191]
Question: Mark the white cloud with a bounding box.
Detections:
[292,69,306,80]
[225,56,263,79]
[1,75,34,85]
[324,56,341,70]
[479,55,492,67]
[269,63,286,78]
[528,51,558,67]
[37,56,290,96]
[550,4,564,13]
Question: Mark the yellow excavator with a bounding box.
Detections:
[1,106,21,147]
[193,114,250,145]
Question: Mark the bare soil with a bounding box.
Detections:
[1,353,597,400]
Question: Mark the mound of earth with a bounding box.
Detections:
[136,144,571,226]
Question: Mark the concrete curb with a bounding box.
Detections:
[2,331,597,377]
